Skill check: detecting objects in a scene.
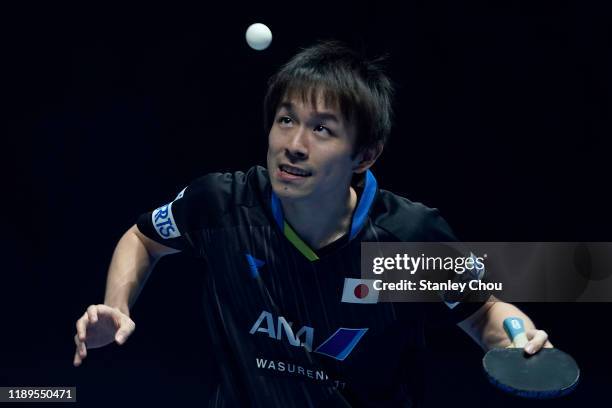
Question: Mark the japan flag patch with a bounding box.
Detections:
[341,278,379,304]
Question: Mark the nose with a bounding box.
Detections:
[285,126,309,161]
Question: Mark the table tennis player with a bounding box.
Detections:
[72,41,552,407]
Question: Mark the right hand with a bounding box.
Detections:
[73,304,136,367]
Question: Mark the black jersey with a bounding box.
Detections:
[137,166,484,408]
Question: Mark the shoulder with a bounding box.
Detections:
[180,166,264,211]
[140,166,268,245]
[371,189,458,242]
[162,166,266,233]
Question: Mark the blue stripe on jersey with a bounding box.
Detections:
[314,328,368,361]
[350,169,377,240]
[270,192,284,231]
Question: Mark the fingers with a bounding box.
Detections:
[76,312,88,342]
[524,329,551,354]
[73,304,135,368]
[74,304,101,366]
[76,304,112,342]
[87,305,99,324]
[115,315,136,345]
[73,334,87,367]
[95,304,136,345]
[74,306,93,367]
[73,348,81,367]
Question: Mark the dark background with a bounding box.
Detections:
[3,1,610,406]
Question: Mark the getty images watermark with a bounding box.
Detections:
[360,242,612,303]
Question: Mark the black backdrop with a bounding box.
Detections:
[3,1,610,407]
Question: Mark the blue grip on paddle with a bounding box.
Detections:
[503,317,528,348]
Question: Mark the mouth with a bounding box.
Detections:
[278,164,312,177]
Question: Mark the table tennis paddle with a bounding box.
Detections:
[482,317,580,399]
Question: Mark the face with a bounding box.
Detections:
[267,93,361,203]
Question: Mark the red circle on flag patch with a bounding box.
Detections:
[354,283,369,299]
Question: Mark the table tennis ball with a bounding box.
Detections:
[246,23,272,50]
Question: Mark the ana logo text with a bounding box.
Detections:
[249,310,368,361]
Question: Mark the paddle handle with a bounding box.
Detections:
[503,317,529,348]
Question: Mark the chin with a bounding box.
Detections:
[271,182,309,201]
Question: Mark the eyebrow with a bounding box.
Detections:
[278,101,340,123]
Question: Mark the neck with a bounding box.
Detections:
[280,186,358,250]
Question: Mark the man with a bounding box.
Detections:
[73,41,551,407]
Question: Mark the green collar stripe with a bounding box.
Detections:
[283,222,319,261]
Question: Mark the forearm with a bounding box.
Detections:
[103,225,158,316]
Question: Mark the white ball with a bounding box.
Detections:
[245,23,272,51]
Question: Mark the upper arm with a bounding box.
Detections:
[131,224,180,259]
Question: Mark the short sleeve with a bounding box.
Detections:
[136,185,190,251]
[136,172,236,252]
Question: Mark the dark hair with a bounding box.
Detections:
[263,41,394,155]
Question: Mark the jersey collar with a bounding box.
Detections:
[270,169,378,261]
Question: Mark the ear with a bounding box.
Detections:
[353,142,384,174]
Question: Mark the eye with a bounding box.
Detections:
[277,116,293,126]
[314,125,334,136]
